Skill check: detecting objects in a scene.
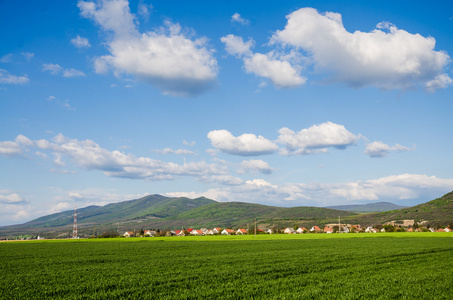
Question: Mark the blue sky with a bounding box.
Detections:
[1,0,453,226]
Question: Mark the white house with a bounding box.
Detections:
[365,227,378,233]
[221,229,235,235]
[212,227,222,234]
[236,228,247,235]
[144,230,156,237]
[123,231,134,237]
[284,228,295,234]
[310,226,321,233]
[190,229,204,235]
[296,227,307,234]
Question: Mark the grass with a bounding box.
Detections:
[1,233,452,299]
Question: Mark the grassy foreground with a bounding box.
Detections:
[1,233,452,299]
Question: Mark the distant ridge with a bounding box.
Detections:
[326,202,407,213]
[0,191,452,238]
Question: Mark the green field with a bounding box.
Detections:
[1,233,452,299]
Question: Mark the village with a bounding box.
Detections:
[122,223,453,238]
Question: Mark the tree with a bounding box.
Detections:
[101,229,119,238]
[383,224,395,232]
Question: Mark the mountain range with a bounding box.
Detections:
[1,191,452,238]
[326,202,407,213]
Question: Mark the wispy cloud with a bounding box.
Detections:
[0,69,29,84]
[70,35,91,48]
[231,13,249,25]
[42,63,85,77]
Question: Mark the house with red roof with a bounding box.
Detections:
[310,226,321,233]
[324,226,334,233]
[296,227,308,234]
[190,229,204,235]
[123,231,134,238]
[221,229,235,235]
[212,227,222,234]
[236,228,247,235]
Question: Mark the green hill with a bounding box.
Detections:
[346,191,453,226]
[326,202,407,213]
[1,191,452,238]
[17,195,215,228]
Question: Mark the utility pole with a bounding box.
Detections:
[254,218,257,237]
[73,205,78,239]
[339,216,341,234]
[93,225,95,238]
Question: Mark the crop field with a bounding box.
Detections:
[1,233,452,299]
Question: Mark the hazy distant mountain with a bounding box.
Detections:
[326,202,407,213]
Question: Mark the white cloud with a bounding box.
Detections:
[207,129,278,156]
[42,63,63,75]
[138,0,152,20]
[154,147,195,155]
[238,159,274,175]
[221,34,253,57]
[183,174,453,206]
[0,191,31,225]
[0,134,226,182]
[0,69,29,84]
[47,96,76,111]
[42,64,85,77]
[364,141,412,158]
[0,135,32,157]
[425,74,453,92]
[71,35,91,48]
[0,54,13,63]
[221,34,306,88]
[277,121,361,156]
[243,52,307,88]
[183,140,196,147]
[78,0,218,97]
[271,7,451,90]
[63,68,86,77]
[231,13,249,25]
[0,192,28,204]
[21,52,34,60]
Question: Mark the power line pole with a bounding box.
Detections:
[73,205,78,239]
[254,218,257,237]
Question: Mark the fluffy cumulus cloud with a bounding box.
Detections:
[0,134,227,181]
[238,159,274,175]
[78,0,218,97]
[270,8,451,90]
[71,35,91,48]
[0,191,30,226]
[364,141,411,158]
[207,130,278,156]
[0,69,29,84]
[221,34,306,88]
[277,121,361,156]
[0,135,33,157]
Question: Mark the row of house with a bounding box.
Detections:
[123,225,452,237]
